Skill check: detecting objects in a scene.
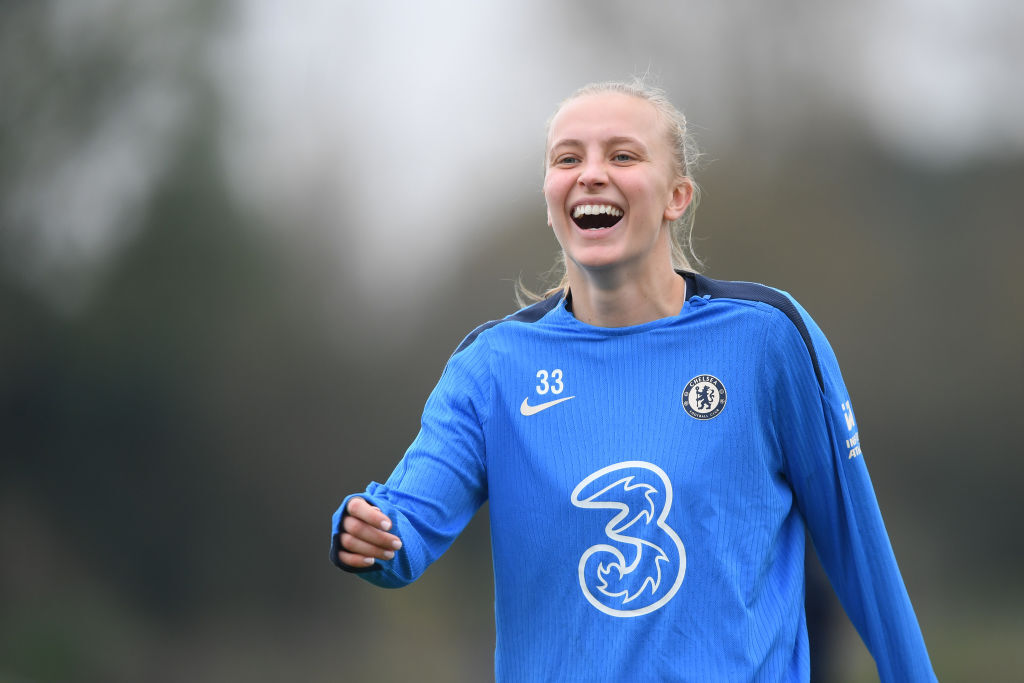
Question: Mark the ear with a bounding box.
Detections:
[664,177,694,222]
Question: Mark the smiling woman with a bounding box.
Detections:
[540,86,695,327]
[330,79,937,682]
[525,81,703,313]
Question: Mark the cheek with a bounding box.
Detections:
[623,173,673,212]
[542,171,561,193]
[619,179,659,211]
[542,175,569,213]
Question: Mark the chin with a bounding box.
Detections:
[566,250,631,273]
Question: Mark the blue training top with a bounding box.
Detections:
[331,272,936,682]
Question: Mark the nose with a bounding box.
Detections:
[577,158,607,190]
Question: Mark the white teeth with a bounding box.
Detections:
[572,204,623,218]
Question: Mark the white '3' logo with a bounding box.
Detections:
[570,461,686,617]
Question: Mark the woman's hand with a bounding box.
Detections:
[337,497,403,568]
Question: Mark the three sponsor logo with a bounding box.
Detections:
[571,461,686,618]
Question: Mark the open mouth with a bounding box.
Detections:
[571,204,623,230]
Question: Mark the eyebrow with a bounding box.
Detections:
[550,136,647,149]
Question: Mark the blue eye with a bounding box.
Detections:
[557,155,580,165]
[613,153,635,162]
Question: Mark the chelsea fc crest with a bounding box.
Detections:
[683,375,726,420]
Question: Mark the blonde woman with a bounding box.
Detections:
[332,81,936,682]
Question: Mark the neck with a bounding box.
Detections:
[566,261,686,328]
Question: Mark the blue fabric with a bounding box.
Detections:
[331,274,936,682]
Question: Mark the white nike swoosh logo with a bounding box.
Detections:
[520,396,576,416]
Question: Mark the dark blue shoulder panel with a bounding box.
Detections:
[453,293,563,355]
[685,272,824,390]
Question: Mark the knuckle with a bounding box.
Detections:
[341,533,364,553]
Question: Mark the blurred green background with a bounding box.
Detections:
[2,1,1022,681]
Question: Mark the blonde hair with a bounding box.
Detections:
[517,79,703,306]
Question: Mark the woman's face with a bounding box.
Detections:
[543,92,692,279]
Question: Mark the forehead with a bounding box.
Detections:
[547,92,666,149]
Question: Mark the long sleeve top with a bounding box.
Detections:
[331,272,936,682]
